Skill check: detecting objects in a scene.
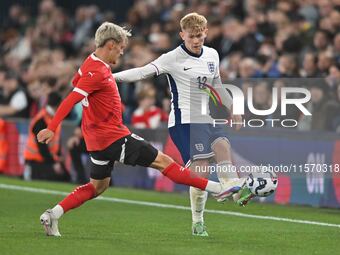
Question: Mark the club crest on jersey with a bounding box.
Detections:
[195,143,204,152]
[207,62,215,74]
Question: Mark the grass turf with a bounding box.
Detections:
[0,175,339,255]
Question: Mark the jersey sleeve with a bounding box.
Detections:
[113,64,157,82]
[211,49,233,110]
[212,49,222,87]
[47,91,84,132]
[72,69,104,97]
[151,51,174,75]
[212,49,220,79]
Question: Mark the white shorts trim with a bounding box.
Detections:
[119,138,127,163]
[90,157,110,166]
[211,137,230,149]
[192,152,215,161]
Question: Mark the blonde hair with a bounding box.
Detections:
[95,22,131,48]
[180,12,207,32]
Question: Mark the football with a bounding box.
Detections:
[246,167,278,197]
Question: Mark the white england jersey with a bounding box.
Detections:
[151,44,221,127]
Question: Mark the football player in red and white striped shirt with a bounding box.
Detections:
[37,22,242,237]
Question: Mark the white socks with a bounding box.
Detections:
[216,160,239,186]
[51,205,64,219]
[191,178,223,224]
[190,187,208,223]
[190,161,239,224]
[205,180,222,193]
[216,161,245,201]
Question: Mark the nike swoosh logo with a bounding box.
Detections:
[183,67,193,71]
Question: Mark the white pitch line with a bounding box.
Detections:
[1,183,340,229]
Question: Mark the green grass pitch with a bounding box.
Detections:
[0,175,339,255]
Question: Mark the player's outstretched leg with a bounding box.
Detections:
[40,178,110,236]
[233,186,255,206]
[213,160,247,202]
[151,152,242,198]
[212,140,250,204]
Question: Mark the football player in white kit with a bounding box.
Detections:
[114,13,253,236]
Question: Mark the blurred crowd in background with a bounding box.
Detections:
[0,0,340,131]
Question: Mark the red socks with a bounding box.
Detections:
[162,162,208,190]
[59,183,97,213]
[58,164,208,214]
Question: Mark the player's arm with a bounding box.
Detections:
[211,49,233,110]
[212,58,242,130]
[37,92,84,144]
[113,52,171,83]
[212,75,233,110]
[33,118,55,163]
[38,69,103,144]
[113,64,158,82]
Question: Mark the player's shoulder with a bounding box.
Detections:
[158,47,178,60]
[202,46,219,59]
[79,54,108,77]
[152,48,178,69]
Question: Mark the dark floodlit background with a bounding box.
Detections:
[0,0,340,208]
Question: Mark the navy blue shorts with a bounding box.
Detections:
[168,124,230,166]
